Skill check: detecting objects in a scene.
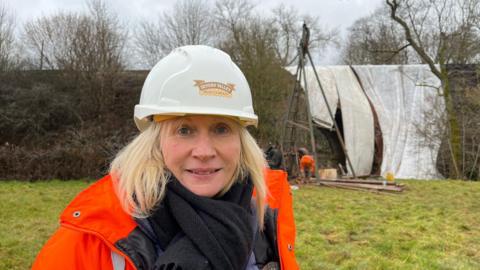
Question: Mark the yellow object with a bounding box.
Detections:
[153,115,182,122]
[385,172,395,181]
[153,114,242,124]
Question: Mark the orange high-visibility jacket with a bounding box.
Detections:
[32,174,299,270]
[263,169,299,270]
[300,155,315,173]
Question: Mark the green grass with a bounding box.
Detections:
[293,181,480,269]
[1,180,480,269]
[0,180,90,270]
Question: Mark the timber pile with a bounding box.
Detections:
[315,178,404,193]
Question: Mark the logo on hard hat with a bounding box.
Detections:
[193,80,235,97]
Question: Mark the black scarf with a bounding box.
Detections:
[148,176,256,270]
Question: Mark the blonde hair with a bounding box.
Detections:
[110,119,267,227]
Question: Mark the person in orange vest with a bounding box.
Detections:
[299,148,315,184]
[33,46,298,270]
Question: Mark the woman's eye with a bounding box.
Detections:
[214,123,231,135]
[177,126,193,136]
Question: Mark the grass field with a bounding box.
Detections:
[1,180,480,269]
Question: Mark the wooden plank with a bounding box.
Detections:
[319,182,377,193]
[316,178,402,186]
[318,181,403,192]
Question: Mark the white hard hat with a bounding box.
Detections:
[134,45,258,131]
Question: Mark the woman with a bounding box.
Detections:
[33,45,296,269]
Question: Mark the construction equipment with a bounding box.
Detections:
[280,24,356,180]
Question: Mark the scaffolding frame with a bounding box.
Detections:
[280,24,357,179]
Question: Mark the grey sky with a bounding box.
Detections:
[7,0,384,64]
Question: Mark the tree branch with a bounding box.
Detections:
[386,0,441,78]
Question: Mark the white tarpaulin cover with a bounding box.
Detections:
[288,66,375,176]
[352,65,444,179]
[286,64,445,179]
[332,66,374,176]
[285,66,339,128]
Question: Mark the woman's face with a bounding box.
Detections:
[162,115,241,197]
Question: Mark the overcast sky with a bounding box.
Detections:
[8,0,384,64]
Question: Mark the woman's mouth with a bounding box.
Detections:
[186,168,222,175]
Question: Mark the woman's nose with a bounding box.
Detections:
[191,134,216,160]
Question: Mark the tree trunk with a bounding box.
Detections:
[440,66,461,178]
[386,0,462,178]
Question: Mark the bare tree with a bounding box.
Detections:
[213,0,256,62]
[134,0,336,68]
[22,0,127,114]
[342,6,415,64]
[214,0,255,39]
[271,4,338,66]
[80,0,127,112]
[385,0,480,178]
[134,21,164,68]
[135,0,215,67]
[23,0,126,70]
[0,4,17,71]
[85,0,126,70]
[345,1,480,65]
[23,12,79,70]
